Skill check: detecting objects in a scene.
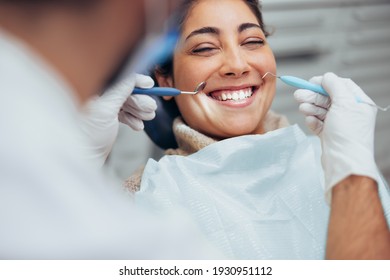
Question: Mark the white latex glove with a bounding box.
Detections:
[80,74,157,167]
[293,77,331,135]
[294,72,378,203]
[118,75,157,131]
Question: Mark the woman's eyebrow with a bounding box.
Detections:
[238,22,262,33]
[185,23,261,41]
[185,26,220,41]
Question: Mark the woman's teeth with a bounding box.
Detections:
[210,87,254,101]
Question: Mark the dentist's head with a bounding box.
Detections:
[0,0,181,103]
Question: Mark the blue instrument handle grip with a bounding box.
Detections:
[280,76,329,96]
[280,75,368,105]
[133,87,181,96]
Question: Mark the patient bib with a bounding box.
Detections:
[135,125,388,259]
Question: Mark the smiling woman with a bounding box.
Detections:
[124,0,390,260]
[155,0,278,139]
[126,0,288,189]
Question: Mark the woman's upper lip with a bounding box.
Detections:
[205,84,260,94]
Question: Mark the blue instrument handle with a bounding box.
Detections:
[132,87,181,96]
[279,76,329,96]
[279,75,366,104]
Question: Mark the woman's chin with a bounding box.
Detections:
[206,124,264,139]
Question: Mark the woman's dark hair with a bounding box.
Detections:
[154,0,269,80]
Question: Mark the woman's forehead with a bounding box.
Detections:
[181,0,259,35]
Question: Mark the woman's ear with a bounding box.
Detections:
[155,70,174,101]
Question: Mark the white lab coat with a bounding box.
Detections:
[0,30,218,259]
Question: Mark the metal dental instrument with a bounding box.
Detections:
[133,81,207,96]
[367,104,390,112]
[262,72,389,112]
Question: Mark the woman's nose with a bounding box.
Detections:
[219,48,250,78]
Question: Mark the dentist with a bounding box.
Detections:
[0,0,216,259]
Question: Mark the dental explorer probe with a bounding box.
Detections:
[262,72,390,111]
[133,81,207,96]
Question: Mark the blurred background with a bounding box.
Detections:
[106,0,390,183]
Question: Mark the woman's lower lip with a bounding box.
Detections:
[207,88,259,108]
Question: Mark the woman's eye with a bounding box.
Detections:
[192,47,214,53]
[191,45,218,55]
[243,39,264,47]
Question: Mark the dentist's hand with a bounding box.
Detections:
[80,74,157,167]
[118,74,157,131]
[294,72,379,202]
[293,77,331,135]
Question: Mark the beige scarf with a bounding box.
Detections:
[124,110,289,192]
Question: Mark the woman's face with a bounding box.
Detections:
[158,0,277,139]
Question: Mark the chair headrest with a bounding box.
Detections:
[144,96,180,150]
